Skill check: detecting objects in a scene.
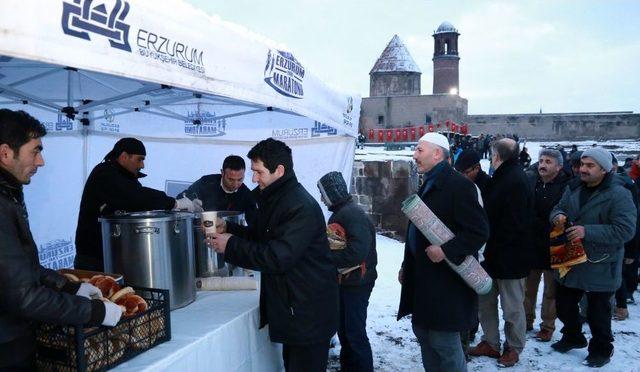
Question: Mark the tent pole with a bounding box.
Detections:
[82,124,88,184]
[67,69,73,108]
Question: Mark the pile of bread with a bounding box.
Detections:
[64,273,148,317]
[54,274,165,369]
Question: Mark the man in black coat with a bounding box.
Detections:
[74,137,197,271]
[454,148,490,194]
[318,171,377,372]
[398,133,489,372]
[0,110,122,370]
[469,138,533,368]
[177,154,257,226]
[210,138,338,372]
[611,156,640,320]
[524,149,570,342]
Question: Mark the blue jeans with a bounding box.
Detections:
[412,324,467,372]
[338,283,374,372]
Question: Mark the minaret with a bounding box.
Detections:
[432,21,460,95]
[369,35,421,97]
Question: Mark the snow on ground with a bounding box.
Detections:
[333,139,640,371]
[329,234,640,371]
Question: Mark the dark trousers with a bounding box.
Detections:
[0,336,36,371]
[338,283,374,372]
[615,262,637,308]
[556,284,614,356]
[282,340,330,372]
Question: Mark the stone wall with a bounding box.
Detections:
[360,94,468,133]
[467,112,640,140]
[351,159,418,240]
[370,72,421,97]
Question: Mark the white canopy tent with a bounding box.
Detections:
[0,0,359,268]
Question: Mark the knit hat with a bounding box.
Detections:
[581,147,612,172]
[418,132,450,151]
[104,137,146,161]
[454,149,481,172]
[317,171,350,207]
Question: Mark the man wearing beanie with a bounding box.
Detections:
[550,147,636,367]
[454,149,490,194]
[398,133,489,372]
[75,137,200,271]
[317,171,378,372]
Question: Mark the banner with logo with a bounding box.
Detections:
[0,0,359,268]
[0,0,359,137]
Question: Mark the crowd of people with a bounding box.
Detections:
[400,132,639,370]
[3,105,639,371]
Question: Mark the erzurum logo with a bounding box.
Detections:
[61,0,132,52]
[264,49,305,99]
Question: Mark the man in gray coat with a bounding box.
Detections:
[549,147,636,368]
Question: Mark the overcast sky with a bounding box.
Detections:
[187,0,639,115]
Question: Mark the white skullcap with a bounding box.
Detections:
[418,132,450,150]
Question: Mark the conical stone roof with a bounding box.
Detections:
[370,35,421,74]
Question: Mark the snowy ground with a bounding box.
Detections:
[329,235,640,371]
[335,140,640,371]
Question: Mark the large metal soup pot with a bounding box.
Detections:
[100,211,196,310]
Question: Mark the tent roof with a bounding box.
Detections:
[0,0,359,136]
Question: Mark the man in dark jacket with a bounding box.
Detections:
[0,110,122,370]
[523,149,570,342]
[610,156,639,320]
[74,137,197,271]
[454,148,490,194]
[549,147,636,367]
[317,171,377,372]
[398,133,489,372]
[178,154,257,225]
[469,138,533,368]
[210,138,338,372]
[519,147,531,169]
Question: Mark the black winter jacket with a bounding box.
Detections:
[0,169,103,367]
[398,163,489,332]
[527,170,570,269]
[178,173,257,226]
[224,172,338,345]
[327,200,378,287]
[482,158,534,279]
[75,161,175,270]
[612,171,640,259]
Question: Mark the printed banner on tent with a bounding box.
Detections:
[0,0,360,135]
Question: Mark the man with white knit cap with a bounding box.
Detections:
[549,147,636,367]
[398,132,489,372]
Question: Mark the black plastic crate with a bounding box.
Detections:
[35,286,171,372]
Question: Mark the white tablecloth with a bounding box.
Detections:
[112,290,283,371]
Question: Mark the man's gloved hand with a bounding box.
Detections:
[102,301,124,327]
[193,198,204,213]
[76,283,103,300]
[174,197,196,212]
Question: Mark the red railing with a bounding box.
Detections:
[366,121,468,143]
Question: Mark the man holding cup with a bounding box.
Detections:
[208,138,338,372]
